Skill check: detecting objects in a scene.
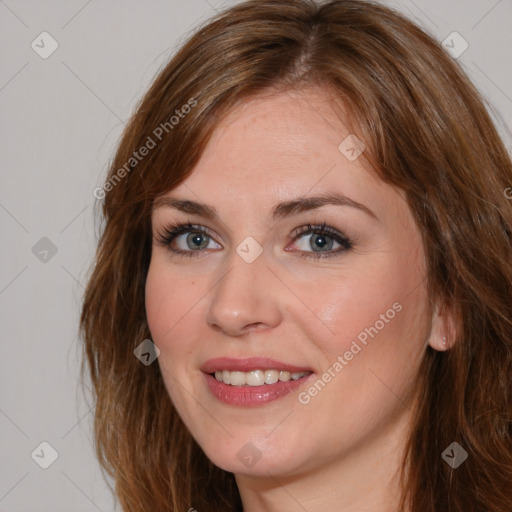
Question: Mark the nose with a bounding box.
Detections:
[205,247,283,337]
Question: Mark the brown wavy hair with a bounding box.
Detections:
[80,0,512,510]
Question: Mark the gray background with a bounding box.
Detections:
[0,0,510,511]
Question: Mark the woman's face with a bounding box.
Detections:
[145,87,434,478]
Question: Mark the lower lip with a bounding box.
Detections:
[204,372,314,407]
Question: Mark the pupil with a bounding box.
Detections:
[189,233,207,249]
[312,234,331,251]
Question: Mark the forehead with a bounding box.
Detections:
[201,88,354,172]
[161,88,405,225]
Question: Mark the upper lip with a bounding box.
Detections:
[201,357,313,374]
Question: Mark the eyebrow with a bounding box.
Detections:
[152,192,377,222]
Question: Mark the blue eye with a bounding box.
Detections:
[154,222,219,257]
[154,221,352,260]
[290,222,352,260]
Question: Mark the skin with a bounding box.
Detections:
[145,87,452,512]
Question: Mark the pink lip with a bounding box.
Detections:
[203,372,315,407]
[200,357,312,374]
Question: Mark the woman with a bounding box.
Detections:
[80,0,512,511]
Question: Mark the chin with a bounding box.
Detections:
[198,432,310,478]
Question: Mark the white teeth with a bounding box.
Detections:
[279,371,291,382]
[246,370,265,386]
[229,371,246,386]
[213,369,310,386]
[264,369,279,384]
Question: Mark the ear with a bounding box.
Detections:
[428,299,459,351]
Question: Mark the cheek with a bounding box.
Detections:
[298,249,429,398]
[145,265,169,340]
[310,263,423,349]
[289,268,428,449]
[145,259,199,342]
[145,261,198,407]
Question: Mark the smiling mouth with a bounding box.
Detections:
[211,369,312,386]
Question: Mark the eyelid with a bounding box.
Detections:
[289,222,350,243]
[153,221,217,247]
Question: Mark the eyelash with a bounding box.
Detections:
[154,221,353,260]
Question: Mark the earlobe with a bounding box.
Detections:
[428,300,459,351]
[429,335,449,352]
[429,332,451,352]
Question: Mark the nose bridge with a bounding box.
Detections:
[205,244,282,335]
